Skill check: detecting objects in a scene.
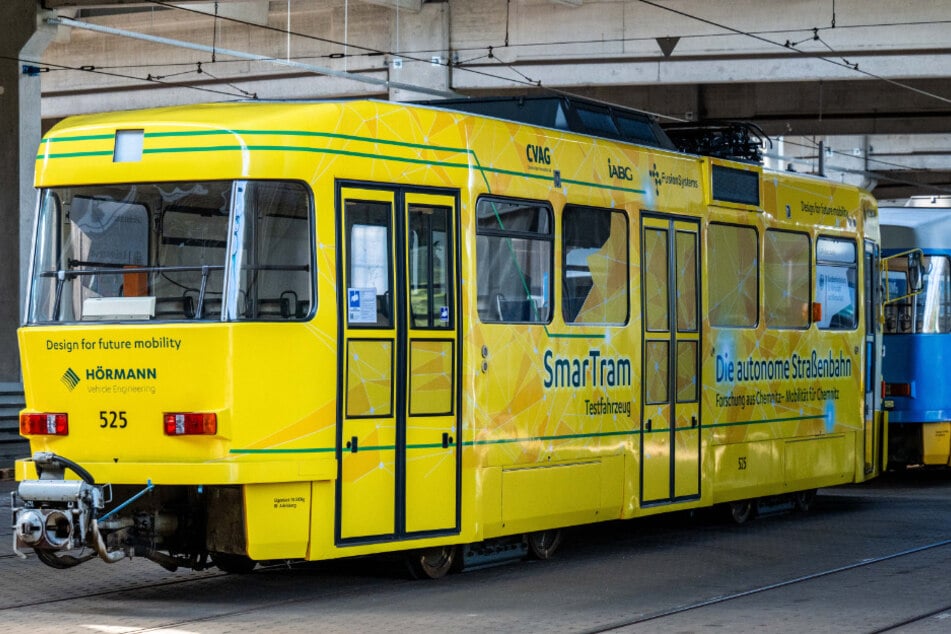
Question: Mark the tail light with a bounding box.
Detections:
[164,412,217,436]
[20,413,69,436]
[884,383,911,397]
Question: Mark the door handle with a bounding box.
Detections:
[645,419,652,432]
[442,432,454,448]
[692,415,698,428]
[346,436,359,453]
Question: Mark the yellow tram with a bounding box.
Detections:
[13,97,884,576]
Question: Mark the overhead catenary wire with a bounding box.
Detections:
[632,0,951,107]
[142,0,451,75]
[51,2,951,113]
[138,0,951,69]
[46,15,460,99]
[8,54,259,100]
[141,0,546,90]
[761,135,951,196]
[30,3,951,193]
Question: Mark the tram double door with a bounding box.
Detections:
[336,184,461,543]
[864,240,883,474]
[640,215,702,505]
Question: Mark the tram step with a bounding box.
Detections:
[461,538,528,571]
[755,497,796,517]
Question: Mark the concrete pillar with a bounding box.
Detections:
[0,1,55,380]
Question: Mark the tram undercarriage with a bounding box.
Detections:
[11,452,249,572]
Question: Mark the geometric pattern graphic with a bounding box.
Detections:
[409,339,453,415]
[346,339,393,417]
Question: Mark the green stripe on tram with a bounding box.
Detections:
[38,129,646,197]
[228,416,820,455]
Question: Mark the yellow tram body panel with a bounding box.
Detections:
[16,99,883,566]
[921,423,951,466]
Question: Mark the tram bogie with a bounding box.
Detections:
[13,96,884,575]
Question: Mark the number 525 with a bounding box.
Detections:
[99,410,128,428]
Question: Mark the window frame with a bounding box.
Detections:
[561,204,630,326]
[232,179,316,323]
[708,222,760,329]
[815,235,858,331]
[475,196,554,325]
[763,228,812,330]
[344,198,394,329]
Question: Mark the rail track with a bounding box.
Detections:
[585,538,951,633]
[3,479,951,632]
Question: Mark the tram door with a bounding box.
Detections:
[336,185,460,542]
[864,240,883,474]
[640,215,701,505]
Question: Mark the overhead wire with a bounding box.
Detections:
[632,0,951,107]
[48,0,547,96]
[5,54,259,100]
[28,1,951,192]
[141,0,470,77]
[51,1,951,111]
[81,4,951,67]
[444,19,951,60]
[763,136,951,196]
[623,0,951,190]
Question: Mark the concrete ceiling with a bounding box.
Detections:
[25,0,951,200]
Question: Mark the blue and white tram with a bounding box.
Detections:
[881,198,951,467]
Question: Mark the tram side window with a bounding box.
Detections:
[409,204,452,329]
[764,230,810,329]
[884,255,951,334]
[562,205,629,325]
[709,224,758,327]
[345,200,393,328]
[476,198,552,323]
[816,236,857,330]
[235,181,314,321]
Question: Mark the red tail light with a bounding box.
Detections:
[884,383,912,397]
[20,413,69,436]
[164,412,217,436]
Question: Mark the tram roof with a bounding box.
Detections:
[419,95,769,163]
[417,95,679,152]
[880,206,951,250]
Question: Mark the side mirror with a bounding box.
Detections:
[882,249,925,305]
[908,252,924,293]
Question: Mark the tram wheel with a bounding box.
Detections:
[793,489,817,512]
[405,545,457,580]
[525,529,563,560]
[728,500,755,525]
[211,552,257,574]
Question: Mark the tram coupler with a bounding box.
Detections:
[11,452,112,563]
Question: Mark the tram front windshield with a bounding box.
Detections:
[27,180,314,324]
[884,255,951,334]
